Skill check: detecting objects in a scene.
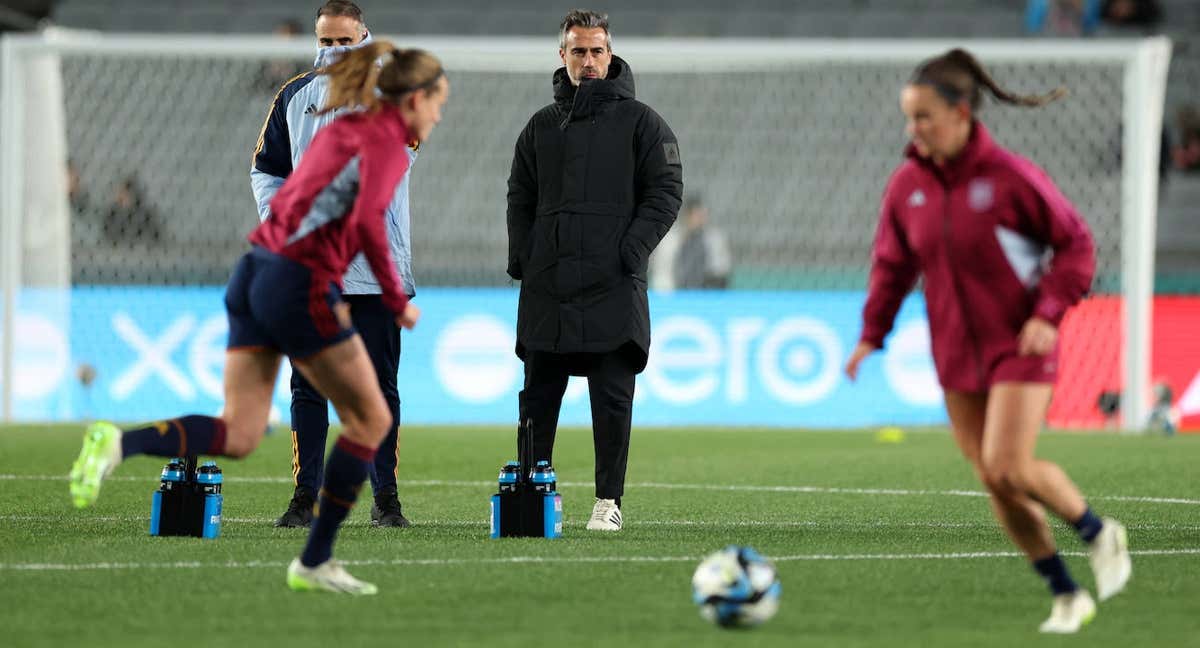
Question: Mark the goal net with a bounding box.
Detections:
[0,32,1171,429]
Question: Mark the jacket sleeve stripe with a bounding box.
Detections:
[251,71,316,176]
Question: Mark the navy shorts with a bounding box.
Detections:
[225,247,356,359]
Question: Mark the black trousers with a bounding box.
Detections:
[519,344,638,501]
[290,294,402,495]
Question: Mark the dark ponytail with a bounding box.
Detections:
[319,41,445,115]
[911,48,1067,112]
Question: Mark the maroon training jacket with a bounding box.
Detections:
[250,105,412,316]
[860,121,1096,392]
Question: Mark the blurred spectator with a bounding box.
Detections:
[1025,0,1102,36]
[1027,0,1162,35]
[256,18,307,93]
[67,160,95,218]
[649,196,734,291]
[0,0,51,32]
[67,159,103,244]
[1172,106,1200,172]
[1100,0,1162,28]
[275,18,303,37]
[673,196,732,290]
[103,176,162,245]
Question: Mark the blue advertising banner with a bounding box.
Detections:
[2,287,946,427]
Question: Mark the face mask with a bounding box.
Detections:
[313,29,374,68]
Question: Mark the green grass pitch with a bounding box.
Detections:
[1,424,1197,647]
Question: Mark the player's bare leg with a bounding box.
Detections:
[945,389,1094,633]
[293,334,391,452]
[946,391,1055,558]
[69,349,280,508]
[982,384,1084,520]
[986,383,1131,602]
[220,349,283,457]
[286,334,391,595]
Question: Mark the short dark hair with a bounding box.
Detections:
[684,195,705,213]
[317,0,365,24]
[559,9,611,50]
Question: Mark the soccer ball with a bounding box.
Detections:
[691,545,781,628]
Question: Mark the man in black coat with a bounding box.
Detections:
[506,9,683,531]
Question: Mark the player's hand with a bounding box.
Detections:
[1017,316,1057,356]
[396,302,421,330]
[844,341,878,382]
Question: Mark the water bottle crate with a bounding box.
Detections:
[489,448,563,538]
[149,457,222,539]
[491,489,562,538]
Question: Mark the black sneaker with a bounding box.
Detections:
[274,486,315,528]
[370,486,411,528]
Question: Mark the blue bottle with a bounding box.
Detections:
[196,461,223,539]
[530,460,562,538]
[530,460,555,493]
[498,461,521,493]
[490,461,522,538]
[149,458,185,536]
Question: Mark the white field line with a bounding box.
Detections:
[3,514,1198,533]
[3,548,1198,572]
[2,474,1198,505]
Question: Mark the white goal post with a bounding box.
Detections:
[0,32,1171,428]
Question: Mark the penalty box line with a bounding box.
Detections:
[2,474,1198,505]
[3,548,1198,572]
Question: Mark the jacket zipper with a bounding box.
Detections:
[574,117,595,306]
[940,185,986,390]
[551,111,595,352]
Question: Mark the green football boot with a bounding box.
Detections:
[69,421,122,508]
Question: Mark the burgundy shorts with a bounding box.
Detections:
[988,348,1058,386]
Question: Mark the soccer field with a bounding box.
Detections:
[1,424,1196,647]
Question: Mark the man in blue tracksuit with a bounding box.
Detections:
[251,0,416,527]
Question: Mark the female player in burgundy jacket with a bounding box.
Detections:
[845,49,1131,633]
[70,42,448,596]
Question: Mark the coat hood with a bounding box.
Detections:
[552,56,636,128]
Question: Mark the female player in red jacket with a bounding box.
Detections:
[69,42,448,596]
[845,49,1131,633]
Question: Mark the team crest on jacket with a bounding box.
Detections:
[907,189,926,207]
[968,178,995,212]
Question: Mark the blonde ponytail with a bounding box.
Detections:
[318,41,396,114]
[318,42,446,115]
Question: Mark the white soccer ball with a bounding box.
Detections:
[691,545,781,628]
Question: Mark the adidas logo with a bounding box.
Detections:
[907,189,926,207]
[304,103,318,115]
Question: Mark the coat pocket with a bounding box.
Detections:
[575,210,626,292]
[524,215,559,281]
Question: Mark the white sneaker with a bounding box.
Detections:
[586,498,622,531]
[1089,517,1132,601]
[1038,589,1096,634]
[286,558,378,595]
